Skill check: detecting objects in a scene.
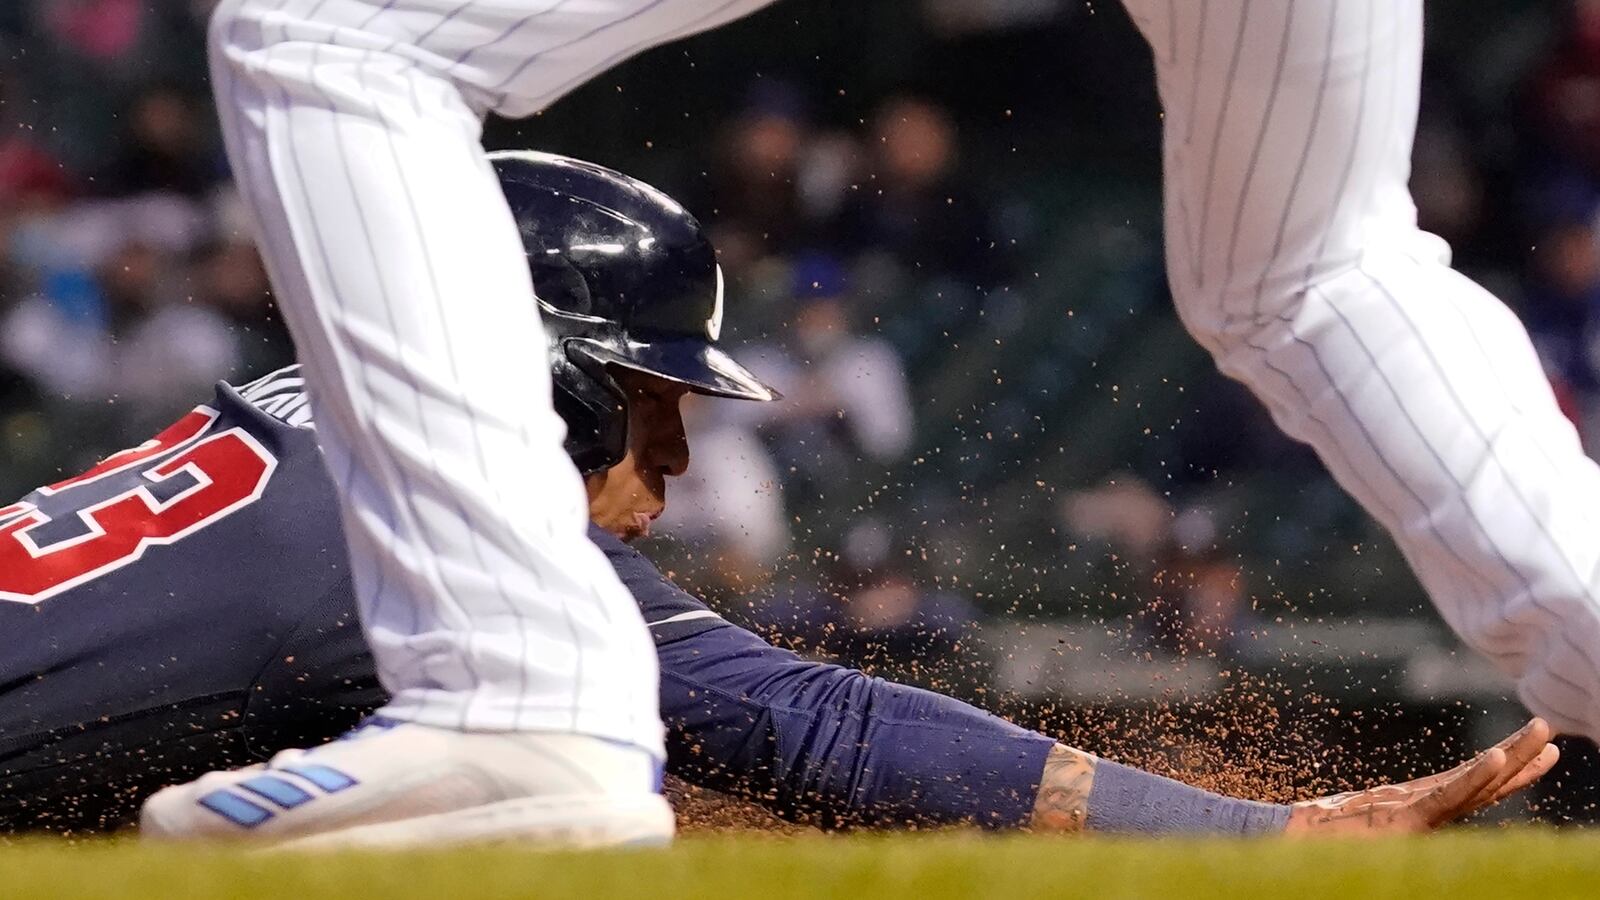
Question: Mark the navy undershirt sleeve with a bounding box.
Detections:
[655,622,1056,829]
[597,528,1054,828]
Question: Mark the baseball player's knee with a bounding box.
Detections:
[1169,219,1455,342]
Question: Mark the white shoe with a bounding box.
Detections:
[139,719,673,850]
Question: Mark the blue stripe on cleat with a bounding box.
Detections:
[281,763,359,793]
[239,774,315,809]
[198,790,273,828]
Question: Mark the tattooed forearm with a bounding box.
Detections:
[1029,744,1097,832]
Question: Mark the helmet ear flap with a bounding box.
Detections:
[553,343,629,476]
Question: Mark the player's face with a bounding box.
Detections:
[584,369,692,541]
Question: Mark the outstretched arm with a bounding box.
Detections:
[1028,718,1556,835]
[655,620,1555,833]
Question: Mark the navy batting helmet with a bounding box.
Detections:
[490,150,780,475]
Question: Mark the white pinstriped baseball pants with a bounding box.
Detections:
[1124,0,1600,738]
[210,0,1600,745]
[208,0,772,746]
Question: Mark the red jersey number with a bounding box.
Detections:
[0,408,278,605]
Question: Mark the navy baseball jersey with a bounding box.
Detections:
[0,367,723,827]
[0,366,1050,833]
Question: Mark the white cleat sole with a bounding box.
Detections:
[273,793,675,852]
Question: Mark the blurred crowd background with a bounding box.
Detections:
[3,0,1600,816]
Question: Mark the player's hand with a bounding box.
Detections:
[1283,717,1557,835]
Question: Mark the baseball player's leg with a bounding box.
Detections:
[197,0,776,743]
[204,0,662,744]
[1122,0,1600,737]
[144,0,787,844]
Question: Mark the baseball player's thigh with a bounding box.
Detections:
[294,0,780,118]
[211,5,673,740]
[1120,0,1421,323]
[489,0,778,116]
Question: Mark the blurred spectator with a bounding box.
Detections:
[1138,508,1254,662]
[2,0,1599,759]
[1,238,243,433]
[0,137,74,216]
[729,514,982,691]
[758,518,982,692]
[0,135,76,287]
[701,83,815,269]
[838,95,1012,286]
[742,254,914,505]
[1,264,110,399]
[1412,121,1488,255]
[41,0,147,65]
[187,238,294,378]
[93,85,217,198]
[1528,0,1600,184]
[1524,217,1600,398]
[1060,476,1172,565]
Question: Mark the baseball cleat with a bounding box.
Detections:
[139,718,673,850]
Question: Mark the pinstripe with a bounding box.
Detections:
[302,0,336,23]
[1175,140,1540,675]
[278,393,312,420]
[1425,261,1600,535]
[1165,0,1176,65]
[235,365,298,394]
[1304,3,1535,661]
[240,374,305,400]
[1250,0,1595,722]
[1246,310,1589,718]
[452,0,570,69]
[1353,271,1600,666]
[262,0,662,730]
[216,0,680,739]
[1136,0,1600,731]
[264,3,433,709]
[1170,154,1203,292]
[1182,0,1209,147]
[265,26,482,709]
[1199,203,1539,676]
[353,47,586,729]
[1311,288,1600,719]
[274,42,436,716]
[355,0,404,31]
[410,0,478,44]
[221,8,383,642]
[488,0,672,94]
[278,3,432,711]
[395,61,565,729]
[259,394,294,415]
[1238,330,1534,661]
[508,0,757,112]
[1218,0,1294,325]
[312,45,532,728]
[1192,0,1253,293]
[1250,0,1337,320]
[213,4,425,702]
[1299,0,1374,290]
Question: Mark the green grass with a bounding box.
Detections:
[2,831,1598,899]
